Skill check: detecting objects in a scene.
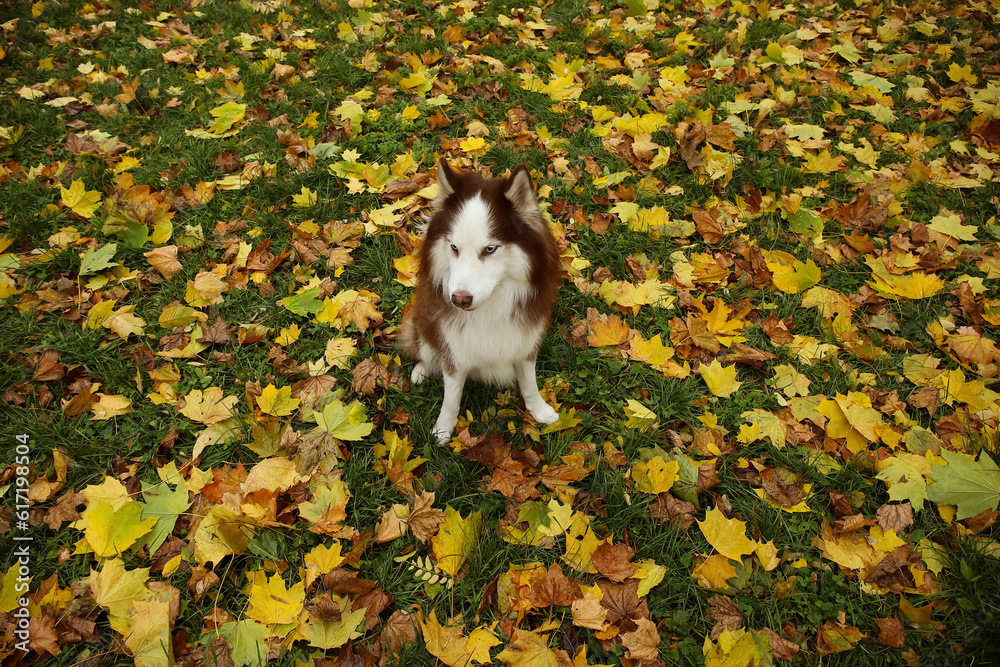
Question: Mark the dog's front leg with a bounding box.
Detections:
[433,369,467,445]
[516,358,558,426]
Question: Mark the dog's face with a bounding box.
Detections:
[426,161,541,311]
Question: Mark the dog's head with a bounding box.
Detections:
[425,159,546,311]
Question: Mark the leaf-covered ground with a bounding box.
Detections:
[2,0,1000,665]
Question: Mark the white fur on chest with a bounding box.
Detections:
[440,287,543,384]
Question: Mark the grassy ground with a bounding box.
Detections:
[1,0,999,665]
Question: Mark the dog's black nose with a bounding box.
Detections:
[451,292,473,309]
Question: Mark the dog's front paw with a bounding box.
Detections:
[529,402,559,426]
[432,416,455,446]
[411,362,427,385]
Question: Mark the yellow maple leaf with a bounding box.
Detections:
[460,136,491,157]
[703,629,771,667]
[243,457,305,494]
[431,505,482,576]
[817,391,886,453]
[630,559,667,597]
[623,399,657,431]
[246,570,304,626]
[90,393,133,420]
[946,62,977,85]
[324,337,357,370]
[865,256,944,299]
[801,149,847,173]
[180,387,239,424]
[184,270,227,306]
[301,605,366,649]
[698,298,749,346]
[699,359,742,398]
[631,456,680,494]
[496,628,560,667]
[421,610,477,667]
[207,101,246,135]
[692,553,737,589]
[769,258,821,294]
[60,179,102,218]
[562,512,605,574]
[598,278,675,314]
[813,519,880,574]
[304,541,344,576]
[698,506,759,561]
[102,304,145,338]
[125,600,174,667]
[257,384,300,416]
[193,503,252,566]
[928,208,978,241]
[801,285,853,319]
[467,627,503,664]
[291,186,317,208]
[84,501,156,558]
[90,558,151,618]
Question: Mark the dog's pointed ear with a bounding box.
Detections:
[504,165,543,232]
[432,158,457,210]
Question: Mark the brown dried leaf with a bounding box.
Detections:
[876,503,914,533]
[527,564,580,608]
[33,349,65,381]
[621,618,660,662]
[408,491,446,543]
[591,542,636,583]
[352,356,392,396]
[706,595,743,640]
[761,467,805,507]
[864,545,919,593]
[874,616,905,648]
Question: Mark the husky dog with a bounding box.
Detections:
[400,159,560,443]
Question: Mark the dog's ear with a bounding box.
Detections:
[432,158,457,210]
[504,164,543,232]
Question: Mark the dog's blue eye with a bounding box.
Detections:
[484,245,497,254]
[450,244,458,252]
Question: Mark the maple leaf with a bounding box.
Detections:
[299,477,352,536]
[83,500,156,558]
[703,629,771,667]
[621,618,660,662]
[90,558,151,618]
[79,242,118,275]
[245,569,304,627]
[243,457,305,494]
[876,457,929,509]
[256,384,299,416]
[698,506,759,561]
[623,399,657,430]
[927,449,1000,520]
[301,605,365,649]
[139,482,191,555]
[193,503,252,566]
[180,387,239,424]
[431,505,482,576]
[420,610,478,667]
[214,619,269,667]
[699,359,742,397]
[314,399,374,441]
[496,628,560,667]
[817,620,866,655]
[61,179,102,218]
[631,456,680,494]
[125,599,174,667]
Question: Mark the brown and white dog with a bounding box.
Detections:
[400,159,560,443]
